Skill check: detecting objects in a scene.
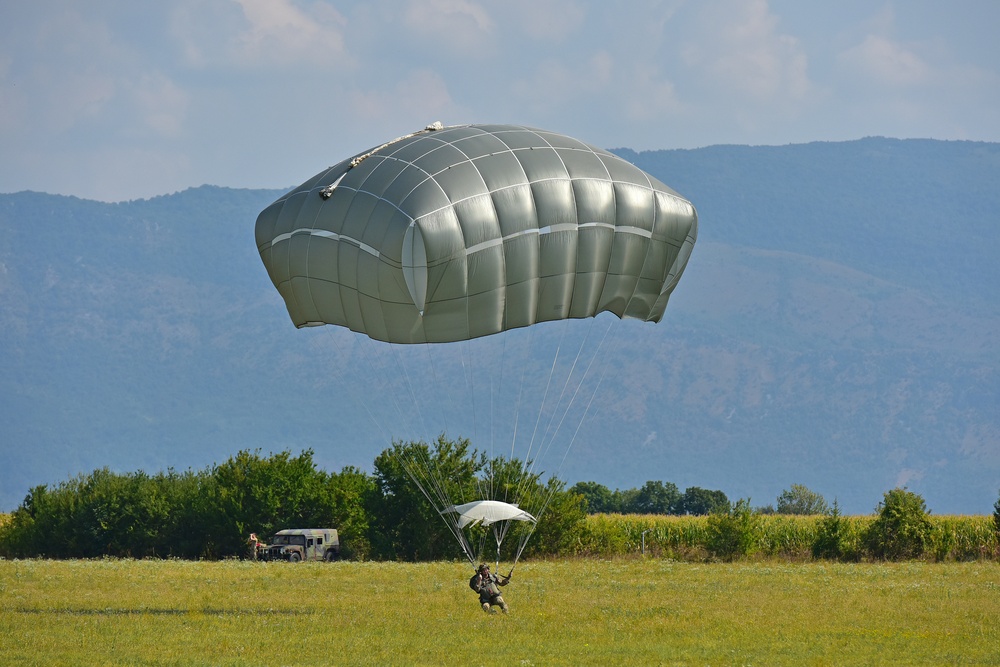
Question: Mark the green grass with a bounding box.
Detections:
[2,558,998,666]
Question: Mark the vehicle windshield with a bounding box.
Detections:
[289,535,306,546]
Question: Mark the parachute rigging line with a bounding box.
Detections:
[257,124,698,571]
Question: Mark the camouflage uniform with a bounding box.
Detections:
[470,566,509,613]
[247,533,263,560]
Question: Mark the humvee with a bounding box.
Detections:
[261,528,339,562]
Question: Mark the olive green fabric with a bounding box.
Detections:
[256,124,697,343]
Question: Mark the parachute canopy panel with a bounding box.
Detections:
[256,124,698,343]
[442,500,537,529]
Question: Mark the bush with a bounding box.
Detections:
[812,500,857,561]
[812,501,841,560]
[994,490,1000,544]
[706,499,761,561]
[864,488,933,560]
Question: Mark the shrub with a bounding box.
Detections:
[994,490,1000,544]
[706,499,761,561]
[812,500,848,560]
[864,488,932,560]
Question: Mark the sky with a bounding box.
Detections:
[2,0,999,202]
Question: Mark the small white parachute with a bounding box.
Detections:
[442,500,537,529]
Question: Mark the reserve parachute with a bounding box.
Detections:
[255,123,698,569]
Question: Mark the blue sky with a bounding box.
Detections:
[2,0,998,202]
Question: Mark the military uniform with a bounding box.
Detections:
[470,566,509,613]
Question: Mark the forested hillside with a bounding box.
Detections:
[1,138,997,514]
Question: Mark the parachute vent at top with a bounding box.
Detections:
[255,123,698,344]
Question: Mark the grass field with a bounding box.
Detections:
[2,559,998,666]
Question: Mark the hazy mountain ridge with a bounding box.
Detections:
[2,139,997,514]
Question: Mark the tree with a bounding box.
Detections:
[612,487,638,514]
[207,449,330,557]
[367,436,481,561]
[681,487,729,515]
[319,466,376,560]
[864,488,932,560]
[523,478,587,558]
[622,481,681,515]
[776,484,829,515]
[569,481,615,514]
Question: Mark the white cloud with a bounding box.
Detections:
[402,0,494,52]
[839,34,930,86]
[11,11,121,134]
[895,467,924,488]
[132,73,189,138]
[510,50,617,114]
[625,64,683,122]
[233,0,348,65]
[172,0,349,69]
[505,0,587,41]
[682,0,813,104]
[349,69,455,125]
[2,0,998,200]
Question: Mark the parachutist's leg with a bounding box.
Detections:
[481,602,492,613]
[495,596,508,613]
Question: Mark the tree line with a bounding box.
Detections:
[2,439,998,562]
[570,481,830,517]
[0,438,586,561]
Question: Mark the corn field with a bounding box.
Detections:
[573,513,999,561]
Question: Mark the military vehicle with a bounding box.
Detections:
[259,528,339,562]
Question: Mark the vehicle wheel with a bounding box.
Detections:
[289,552,301,562]
[324,550,338,562]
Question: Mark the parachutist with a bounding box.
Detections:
[470,563,509,614]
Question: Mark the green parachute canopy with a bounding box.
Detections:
[255,123,697,344]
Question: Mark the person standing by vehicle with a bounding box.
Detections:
[470,563,510,613]
[247,533,264,560]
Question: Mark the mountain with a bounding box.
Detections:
[2,138,998,514]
